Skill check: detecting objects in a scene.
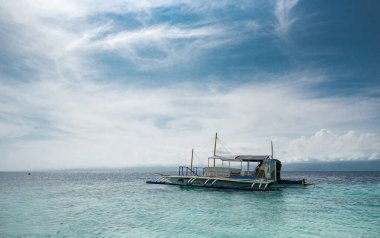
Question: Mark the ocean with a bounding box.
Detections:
[1,170,379,237]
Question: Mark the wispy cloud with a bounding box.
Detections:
[274,0,299,36]
[0,0,262,78]
[86,24,231,70]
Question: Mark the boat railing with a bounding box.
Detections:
[178,166,204,176]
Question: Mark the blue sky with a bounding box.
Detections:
[0,0,379,170]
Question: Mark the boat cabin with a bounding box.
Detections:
[204,155,282,181]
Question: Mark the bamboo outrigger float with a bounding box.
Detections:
[147,133,311,191]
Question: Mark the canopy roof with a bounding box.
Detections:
[209,155,271,162]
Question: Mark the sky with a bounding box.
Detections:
[0,0,380,171]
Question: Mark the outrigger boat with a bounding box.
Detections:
[147,133,311,191]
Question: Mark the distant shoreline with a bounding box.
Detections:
[1,160,380,172]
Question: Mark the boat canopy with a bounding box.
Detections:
[208,155,271,162]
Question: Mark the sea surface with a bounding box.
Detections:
[1,170,379,237]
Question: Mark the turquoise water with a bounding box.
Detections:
[1,171,379,237]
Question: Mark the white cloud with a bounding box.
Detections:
[274,0,299,36]
[0,76,379,171]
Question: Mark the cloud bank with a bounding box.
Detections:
[0,77,379,170]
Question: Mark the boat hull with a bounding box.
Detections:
[146,175,311,191]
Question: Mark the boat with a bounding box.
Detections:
[146,133,311,191]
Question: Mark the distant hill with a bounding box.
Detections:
[282,160,380,171]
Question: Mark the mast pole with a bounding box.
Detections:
[271,140,274,159]
[213,132,217,167]
[190,148,194,176]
